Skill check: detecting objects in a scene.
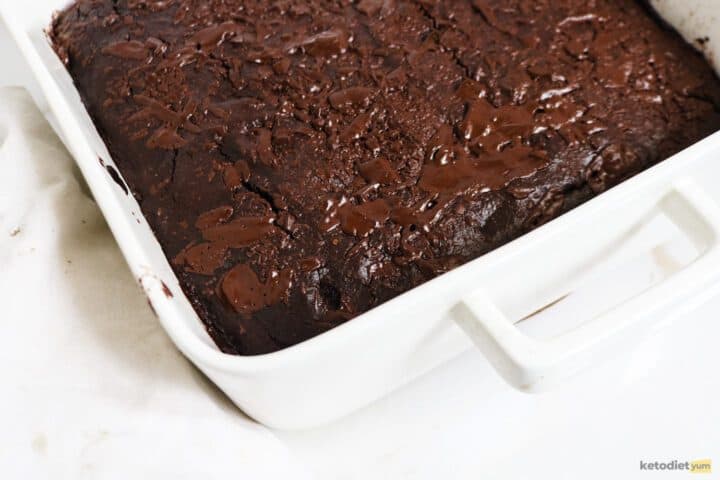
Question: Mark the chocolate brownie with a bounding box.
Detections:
[51,0,720,355]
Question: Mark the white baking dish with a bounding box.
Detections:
[3,0,720,430]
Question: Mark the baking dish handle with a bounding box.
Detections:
[454,180,720,391]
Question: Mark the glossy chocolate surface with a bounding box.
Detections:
[52,0,720,354]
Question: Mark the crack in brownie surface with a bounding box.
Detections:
[51,0,720,354]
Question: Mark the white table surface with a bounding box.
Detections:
[1,19,719,480]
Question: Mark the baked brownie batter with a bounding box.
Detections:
[51,0,720,355]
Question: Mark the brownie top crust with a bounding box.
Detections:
[52,0,720,354]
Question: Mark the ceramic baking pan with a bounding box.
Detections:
[2,0,719,429]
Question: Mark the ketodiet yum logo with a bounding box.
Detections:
[639,459,712,474]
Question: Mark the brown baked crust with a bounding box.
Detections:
[51,0,720,354]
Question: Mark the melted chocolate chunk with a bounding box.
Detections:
[52,0,720,355]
